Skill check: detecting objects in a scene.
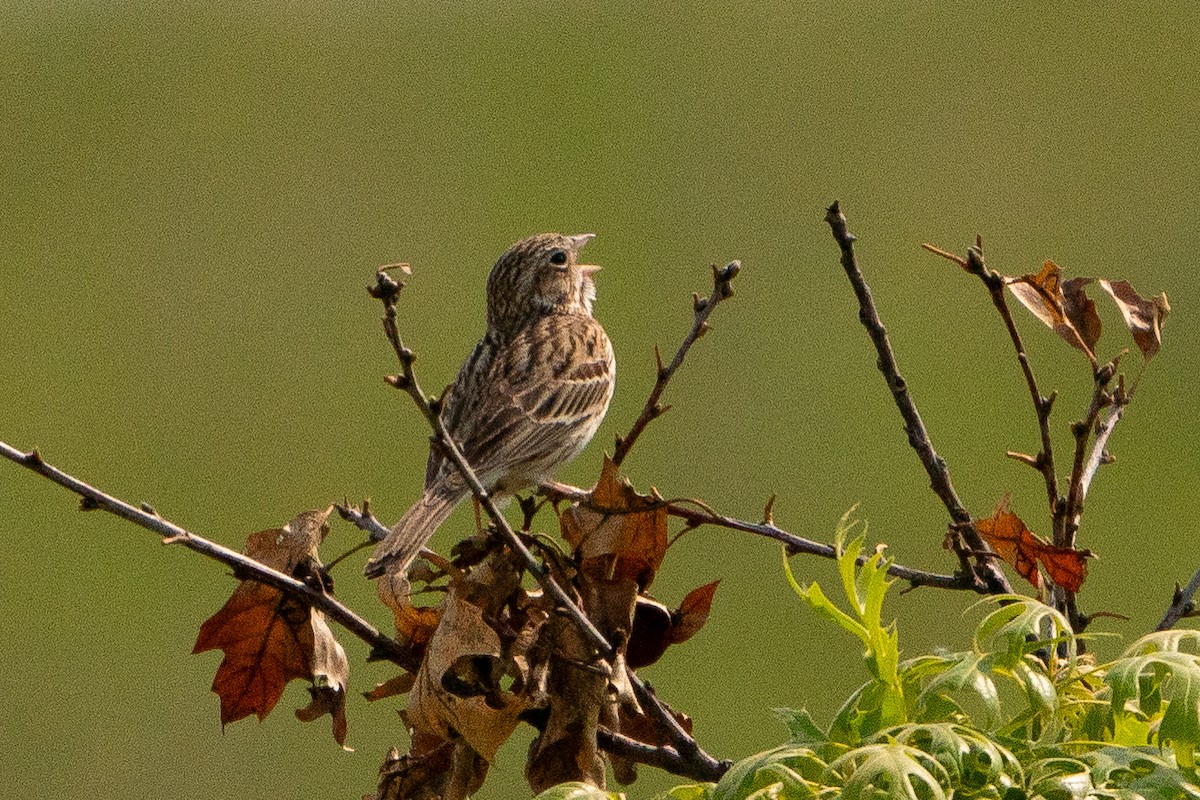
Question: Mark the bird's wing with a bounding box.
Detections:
[434,314,614,490]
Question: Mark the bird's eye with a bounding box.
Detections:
[549,249,568,267]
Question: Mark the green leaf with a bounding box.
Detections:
[653,783,717,800]
[713,746,829,800]
[1025,756,1095,800]
[825,743,950,800]
[973,596,1075,669]
[534,782,623,800]
[774,708,830,749]
[902,651,1002,729]
[1077,745,1200,799]
[870,723,1023,796]
[1106,640,1200,757]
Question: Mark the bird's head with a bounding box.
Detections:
[486,232,601,335]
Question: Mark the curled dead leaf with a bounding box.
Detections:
[975,496,1092,593]
[1006,261,1101,358]
[560,456,668,589]
[1100,279,1170,361]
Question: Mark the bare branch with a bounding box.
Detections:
[627,670,726,778]
[1158,567,1200,632]
[370,268,615,660]
[612,261,740,466]
[824,202,1012,595]
[541,480,972,591]
[0,440,408,665]
[596,726,729,783]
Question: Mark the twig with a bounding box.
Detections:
[337,498,391,541]
[824,202,1012,595]
[596,726,729,783]
[541,481,970,591]
[0,440,409,665]
[1157,567,1200,632]
[1062,359,1118,545]
[370,268,615,660]
[627,669,726,778]
[927,243,1064,534]
[611,261,740,466]
[1077,364,1143,515]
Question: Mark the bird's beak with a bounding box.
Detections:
[578,263,602,275]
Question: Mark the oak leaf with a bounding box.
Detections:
[1006,261,1102,358]
[193,507,351,748]
[1100,279,1170,361]
[559,455,668,589]
[975,496,1091,593]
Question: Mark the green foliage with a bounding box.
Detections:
[659,514,1200,799]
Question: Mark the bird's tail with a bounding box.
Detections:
[364,491,460,579]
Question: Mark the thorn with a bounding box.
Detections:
[653,344,666,378]
[975,233,983,252]
[161,533,188,545]
[692,292,707,313]
[1070,420,1088,438]
[27,448,43,466]
[651,402,670,418]
[429,394,445,416]
[79,496,100,511]
[385,374,408,389]
[140,502,157,515]
[696,321,710,338]
[1173,583,1184,604]
[1100,451,1116,465]
[721,260,742,282]
[762,494,776,526]
[614,434,625,451]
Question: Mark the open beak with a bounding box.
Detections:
[569,233,600,274]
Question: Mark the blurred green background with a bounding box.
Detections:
[2,2,1197,798]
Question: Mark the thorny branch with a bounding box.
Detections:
[0,440,409,665]
[1158,566,1200,632]
[370,266,616,661]
[541,481,968,591]
[612,261,740,466]
[925,242,1064,536]
[824,202,1013,595]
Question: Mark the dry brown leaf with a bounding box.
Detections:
[193,507,351,747]
[405,582,527,762]
[560,455,668,589]
[1062,276,1103,356]
[1100,279,1170,361]
[975,496,1091,593]
[626,581,721,669]
[670,580,720,644]
[1006,261,1100,358]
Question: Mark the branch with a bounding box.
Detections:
[611,261,740,466]
[926,242,1063,536]
[0,440,409,665]
[627,670,727,779]
[541,480,970,591]
[824,202,1012,595]
[596,726,728,783]
[1063,358,1119,545]
[1157,566,1200,632]
[370,268,615,660]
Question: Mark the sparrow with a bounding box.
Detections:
[365,232,615,578]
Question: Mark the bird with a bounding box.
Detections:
[365,232,616,579]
